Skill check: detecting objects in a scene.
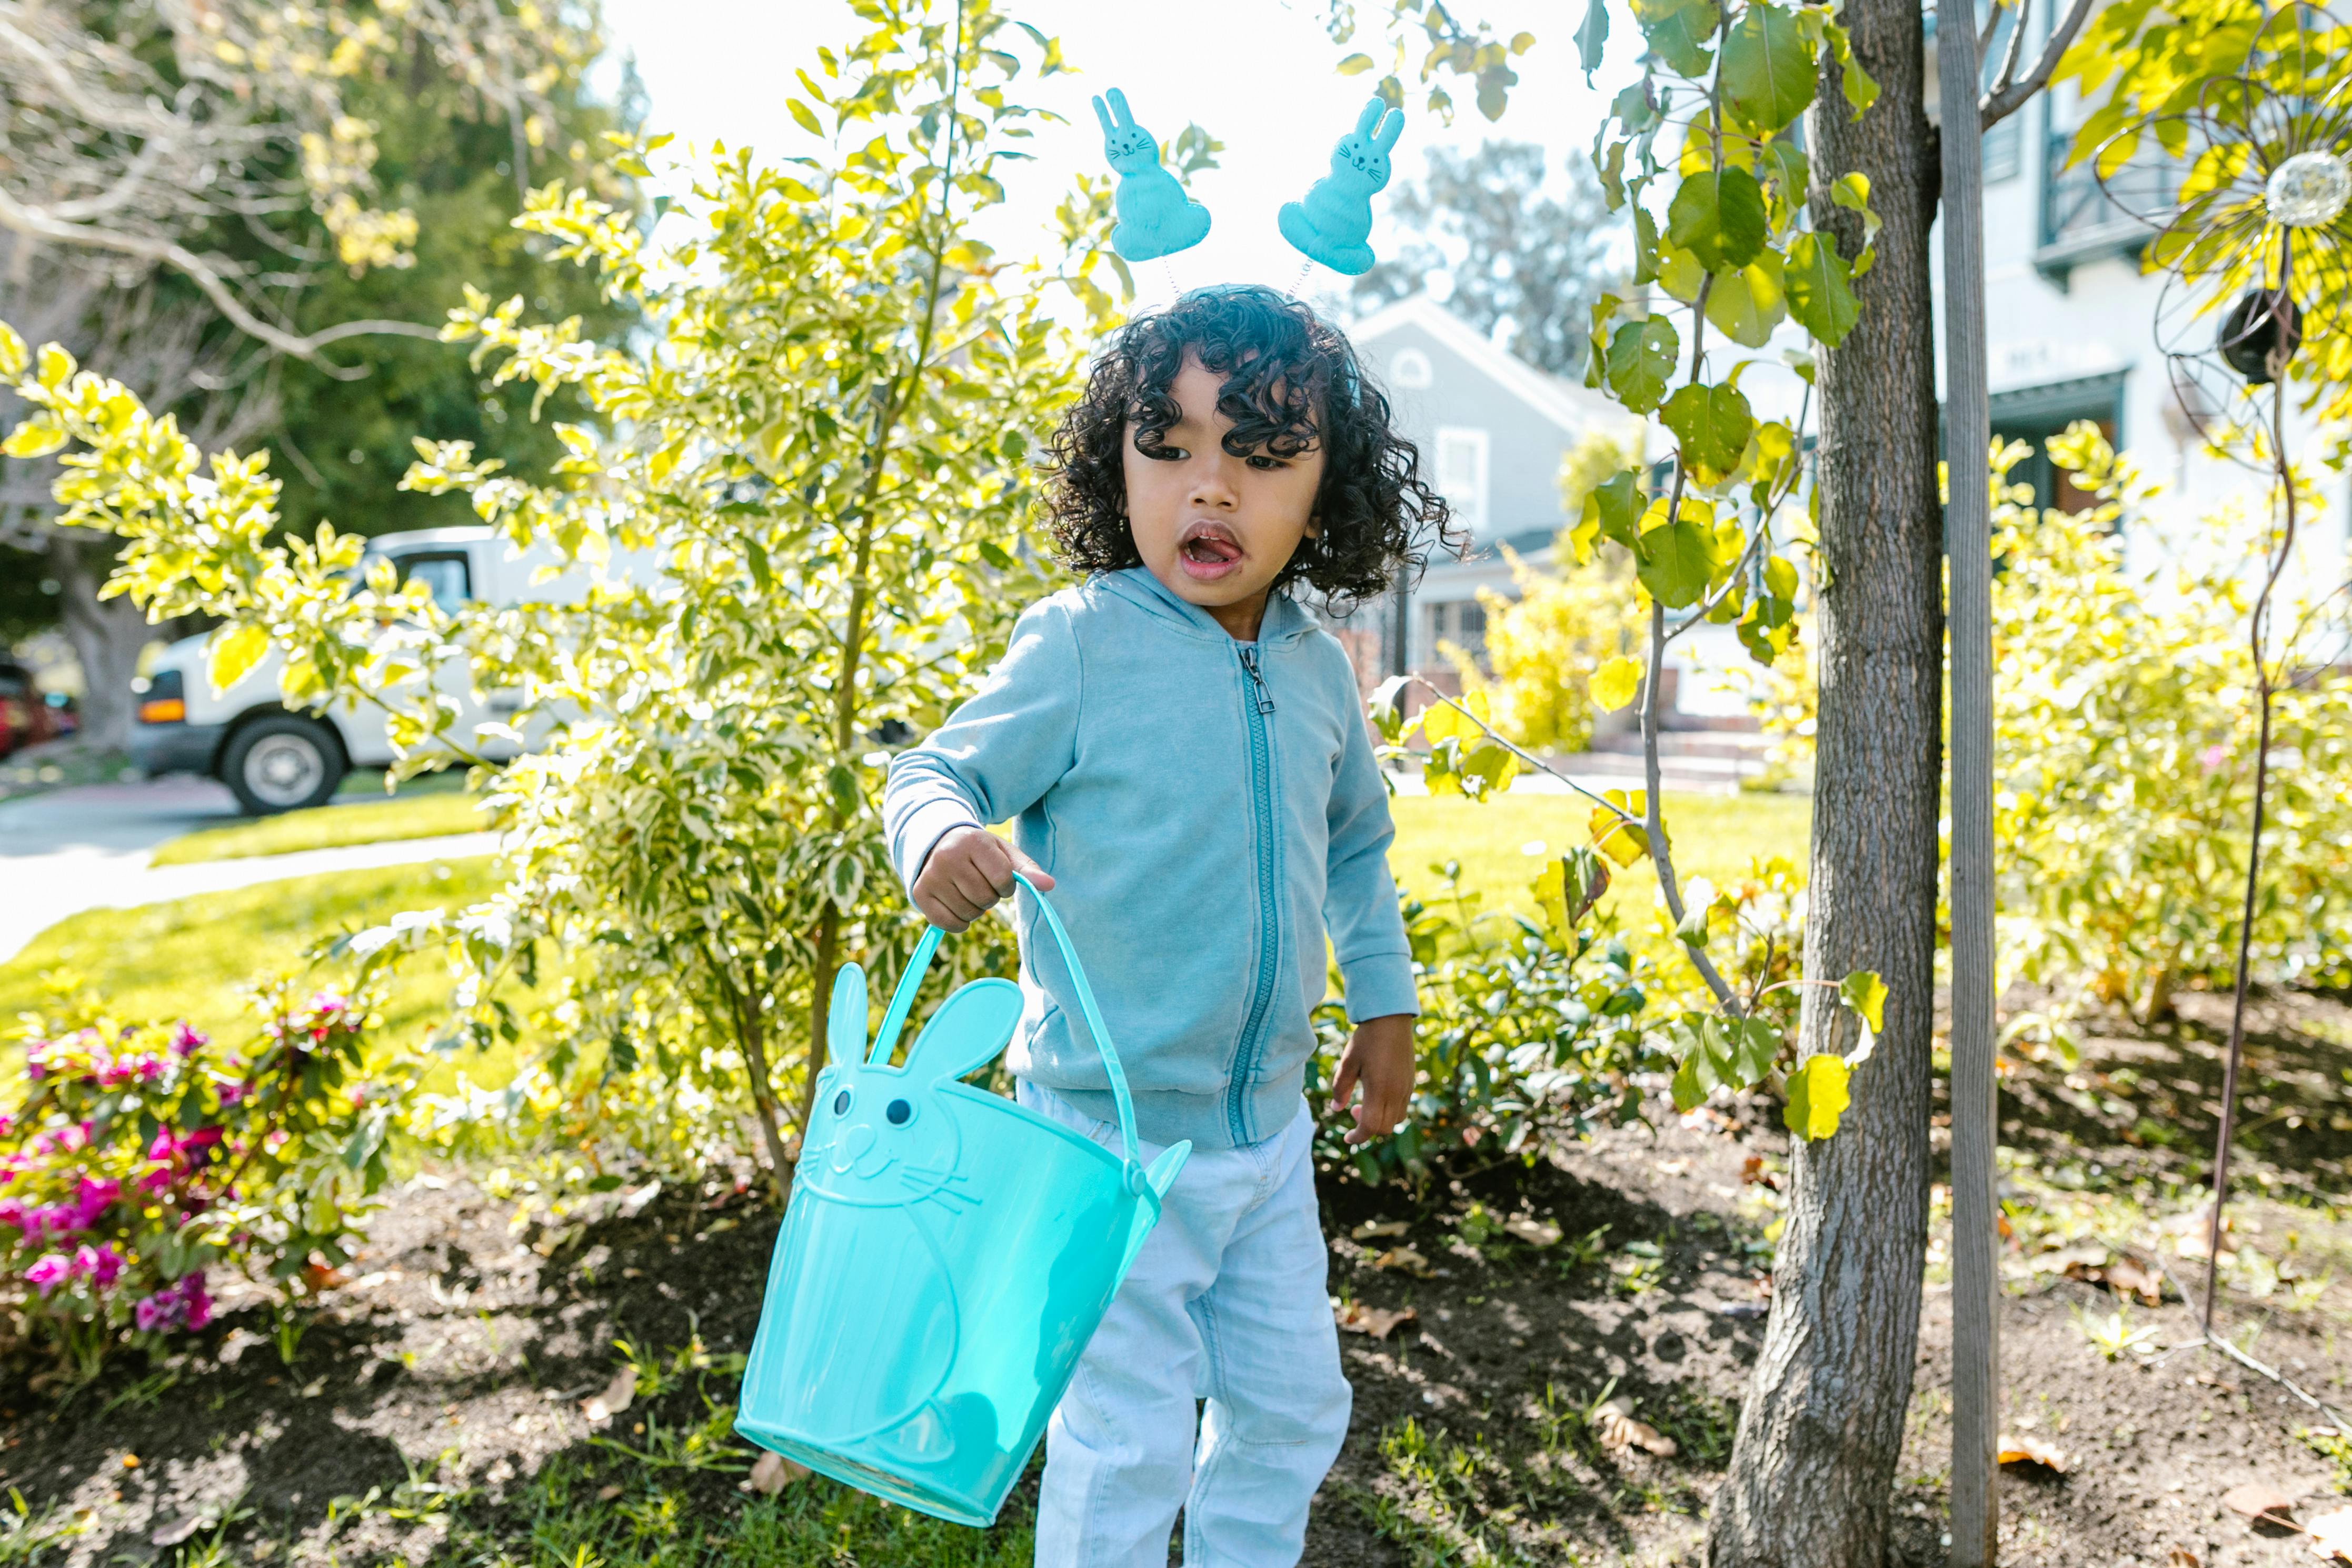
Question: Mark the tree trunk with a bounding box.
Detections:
[51,532,150,754]
[1706,0,1943,1560]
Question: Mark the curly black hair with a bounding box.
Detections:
[1042,284,1459,609]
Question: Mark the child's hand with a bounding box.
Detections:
[911,827,1055,933]
[1327,1014,1415,1146]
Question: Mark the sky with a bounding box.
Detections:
[590,0,1637,313]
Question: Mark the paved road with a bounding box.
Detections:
[0,778,498,965]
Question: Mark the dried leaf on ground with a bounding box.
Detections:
[582,1366,636,1423]
[746,1451,808,1494]
[2307,1511,2352,1562]
[1593,1400,1679,1457]
[618,1180,663,1217]
[1371,1246,1432,1276]
[596,1484,624,1501]
[1334,1301,1418,1340]
[1997,1434,2072,1474]
[2167,1550,2200,1567]
[1503,1217,1562,1247]
[2105,1254,2165,1305]
[1351,1220,1410,1241]
[2222,1481,2297,1525]
[150,1514,206,1547]
[1655,1158,1691,1175]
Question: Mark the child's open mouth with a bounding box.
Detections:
[1178,521,1244,582]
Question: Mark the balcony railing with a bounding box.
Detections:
[2036,126,2185,286]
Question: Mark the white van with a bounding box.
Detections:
[131,526,656,814]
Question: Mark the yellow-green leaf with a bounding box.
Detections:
[1720,2,1815,134]
[788,98,824,136]
[1704,254,1788,351]
[207,623,271,696]
[0,322,24,379]
[1605,316,1680,414]
[1,419,66,460]
[1839,969,1887,1033]
[1421,691,1489,744]
[1590,654,1644,712]
[1588,788,1651,867]
[1337,52,1376,75]
[1784,1053,1851,1141]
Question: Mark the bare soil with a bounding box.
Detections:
[7,986,2348,1566]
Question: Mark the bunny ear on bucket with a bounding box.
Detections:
[901,978,1024,1085]
[828,962,869,1066]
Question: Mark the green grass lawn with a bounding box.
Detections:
[0,856,525,1090]
[7,791,1809,1095]
[1388,789,1813,922]
[150,778,492,866]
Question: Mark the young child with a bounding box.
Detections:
[882,283,1452,1566]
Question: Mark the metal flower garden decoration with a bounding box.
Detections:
[2095,4,2352,415]
[2087,1,2352,1341]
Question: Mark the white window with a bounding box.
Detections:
[1433,426,1490,533]
[1424,598,1490,662]
[1389,347,1434,389]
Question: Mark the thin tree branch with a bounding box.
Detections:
[1982,0,2095,128]
[1988,0,2034,96]
[0,184,440,371]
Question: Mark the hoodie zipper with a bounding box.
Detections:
[1227,644,1280,1146]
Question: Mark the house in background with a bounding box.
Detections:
[1331,295,1758,732]
[1337,295,1621,681]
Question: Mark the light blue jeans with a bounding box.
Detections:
[1016,1082,1353,1568]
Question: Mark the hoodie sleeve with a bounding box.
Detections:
[1322,654,1419,1023]
[883,597,1082,893]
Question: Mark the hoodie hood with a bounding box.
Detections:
[1096,565,1318,645]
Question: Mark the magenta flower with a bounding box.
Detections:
[133,1272,211,1333]
[72,1243,123,1289]
[171,1023,208,1058]
[68,1176,119,1231]
[23,1254,68,1294]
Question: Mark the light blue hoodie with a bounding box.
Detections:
[882,565,1419,1151]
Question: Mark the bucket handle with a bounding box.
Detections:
[869,872,1150,1194]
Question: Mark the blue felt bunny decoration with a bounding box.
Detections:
[1094,88,1211,263]
[1279,97,1406,276]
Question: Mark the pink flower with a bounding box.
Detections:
[218,1082,250,1108]
[309,992,349,1017]
[68,1176,119,1230]
[171,1023,208,1058]
[133,1271,210,1333]
[72,1243,123,1289]
[0,1198,22,1230]
[23,1254,68,1294]
[2200,743,2228,771]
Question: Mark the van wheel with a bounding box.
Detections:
[221,715,346,815]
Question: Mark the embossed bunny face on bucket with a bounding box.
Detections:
[799,961,1023,1211]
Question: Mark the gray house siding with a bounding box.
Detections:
[1361,323,1579,552]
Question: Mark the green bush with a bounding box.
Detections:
[1992,428,2352,1017]
[1310,863,1668,1190]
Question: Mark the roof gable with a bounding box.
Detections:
[1349,296,1625,436]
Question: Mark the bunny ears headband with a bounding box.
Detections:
[1091,88,1406,279]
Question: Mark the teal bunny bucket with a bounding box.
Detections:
[736,874,1190,1526]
